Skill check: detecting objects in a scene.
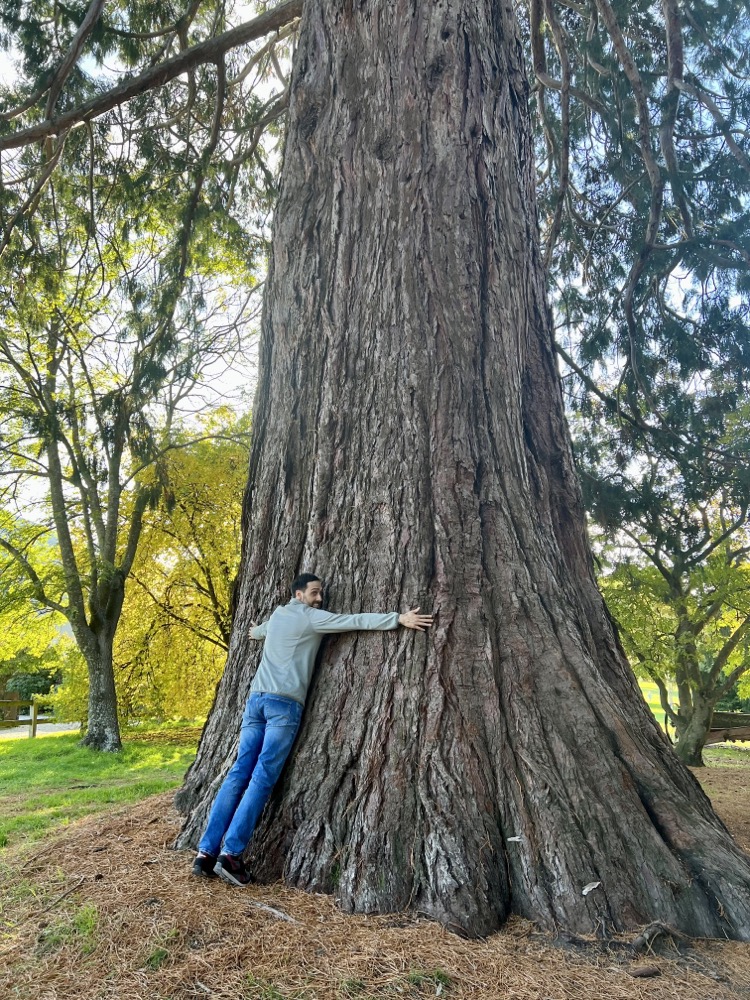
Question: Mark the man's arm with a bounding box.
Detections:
[308,607,433,634]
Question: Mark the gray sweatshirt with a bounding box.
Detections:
[249,598,400,705]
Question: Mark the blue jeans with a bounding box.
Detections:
[198,692,303,858]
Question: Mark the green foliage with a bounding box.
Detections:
[144,944,171,971]
[530,1,750,470]
[406,969,452,991]
[46,646,89,725]
[598,507,750,759]
[0,521,69,675]
[114,414,249,721]
[0,56,260,745]
[13,411,249,727]
[603,556,750,687]
[717,684,750,712]
[5,667,59,701]
[0,0,274,749]
[529,4,750,748]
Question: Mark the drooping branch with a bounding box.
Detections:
[659,0,692,238]
[709,614,750,689]
[0,536,67,616]
[674,78,750,175]
[0,0,303,152]
[44,0,108,120]
[131,573,230,650]
[0,138,67,256]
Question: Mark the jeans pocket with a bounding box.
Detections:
[264,695,302,728]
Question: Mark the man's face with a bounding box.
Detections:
[296,581,323,608]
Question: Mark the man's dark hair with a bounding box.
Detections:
[291,573,322,596]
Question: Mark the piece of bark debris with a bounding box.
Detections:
[628,965,661,978]
[246,902,298,923]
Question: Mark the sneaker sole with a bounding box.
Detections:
[191,867,218,879]
[214,862,253,887]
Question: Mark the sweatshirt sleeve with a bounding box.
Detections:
[307,609,400,634]
[251,620,269,639]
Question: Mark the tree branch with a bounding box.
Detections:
[0,0,303,152]
[674,78,750,174]
[44,0,107,120]
[0,536,67,616]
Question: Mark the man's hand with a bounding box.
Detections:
[399,607,434,631]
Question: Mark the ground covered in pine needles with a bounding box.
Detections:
[1,751,749,1000]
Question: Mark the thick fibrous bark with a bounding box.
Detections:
[177,0,750,938]
[80,642,121,752]
[674,694,716,767]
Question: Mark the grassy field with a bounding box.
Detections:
[0,728,199,848]
[638,678,669,722]
[0,685,728,853]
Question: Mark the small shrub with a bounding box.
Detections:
[145,945,170,970]
[406,968,452,993]
[245,974,286,999]
[37,902,98,956]
[340,978,367,997]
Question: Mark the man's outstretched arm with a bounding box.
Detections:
[309,606,433,634]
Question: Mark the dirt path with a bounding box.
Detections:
[0,756,748,1000]
[694,749,750,852]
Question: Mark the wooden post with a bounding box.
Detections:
[30,699,38,738]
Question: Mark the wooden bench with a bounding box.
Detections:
[705,711,750,746]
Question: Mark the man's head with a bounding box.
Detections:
[291,573,323,607]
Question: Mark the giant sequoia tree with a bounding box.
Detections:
[176,1,750,939]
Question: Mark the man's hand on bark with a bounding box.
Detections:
[399,607,434,631]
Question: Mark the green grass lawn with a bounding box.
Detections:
[638,679,670,722]
[0,729,199,849]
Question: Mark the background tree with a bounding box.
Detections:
[527,0,750,440]
[176,0,750,941]
[526,0,750,727]
[599,504,750,765]
[0,169,256,750]
[0,518,71,711]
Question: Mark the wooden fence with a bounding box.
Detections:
[0,699,55,737]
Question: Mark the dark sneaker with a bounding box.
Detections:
[214,853,255,887]
[191,852,218,879]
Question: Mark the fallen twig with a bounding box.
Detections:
[15,877,87,927]
[631,921,689,953]
[246,901,298,923]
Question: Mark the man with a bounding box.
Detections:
[192,573,433,886]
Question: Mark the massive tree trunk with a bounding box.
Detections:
[176,0,750,938]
